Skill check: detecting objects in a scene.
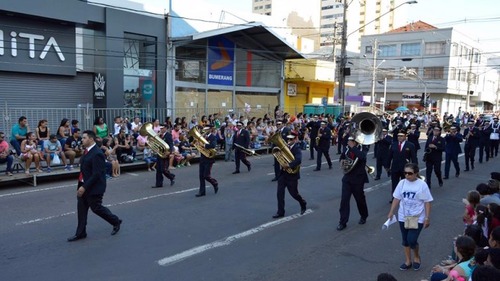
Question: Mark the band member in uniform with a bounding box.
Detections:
[232,121,251,174]
[407,124,421,153]
[479,120,492,163]
[463,120,480,171]
[306,115,320,160]
[337,136,369,231]
[314,121,332,171]
[443,126,463,179]
[68,130,122,242]
[391,120,405,143]
[336,118,346,155]
[272,131,307,218]
[490,117,500,158]
[195,125,218,197]
[374,128,392,180]
[152,125,175,188]
[388,132,417,202]
[424,126,445,188]
[271,120,290,181]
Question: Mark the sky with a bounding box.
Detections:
[124,0,500,54]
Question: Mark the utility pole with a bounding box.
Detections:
[338,0,348,115]
[465,48,474,112]
[370,39,378,111]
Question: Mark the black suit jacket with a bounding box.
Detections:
[375,135,392,159]
[80,144,106,195]
[201,133,217,164]
[424,135,445,162]
[234,128,250,148]
[280,142,302,180]
[161,131,174,154]
[317,127,332,150]
[306,121,320,138]
[341,145,369,184]
[388,141,417,172]
[463,127,480,147]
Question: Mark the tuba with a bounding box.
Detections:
[188,127,217,158]
[140,122,170,158]
[268,132,300,174]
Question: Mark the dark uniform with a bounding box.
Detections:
[273,133,307,218]
[463,123,480,171]
[444,128,463,179]
[388,135,417,197]
[306,118,320,159]
[424,129,445,188]
[314,124,332,170]
[479,122,493,163]
[374,131,392,180]
[490,119,500,158]
[232,122,251,173]
[407,126,421,152]
[337,141,369,231]
[272,123,290,180]
[196,130,218,197]
[153,128,175,188]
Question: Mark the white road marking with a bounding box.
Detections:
[0,184,76,198]
[16,188,199,225]
[157,209,313,267]
[126,173,140,176]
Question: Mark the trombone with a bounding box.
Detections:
[233,143,260,157]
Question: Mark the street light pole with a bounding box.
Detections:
[370,39,378,111]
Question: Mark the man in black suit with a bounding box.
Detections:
[272,131,307,219]
[195,126,218,197]
[444,126,463,179]
[314,121,332,171]
[424,126,445,189]
[306,115,320,160]
[388,132,417,201]
[232,121,251,174]
[479,120,493,163]
[271,120,290,181]
[406,124,421,153]
[463,120,480,171]
[374,128,392,180]
[337,136,369,231]
[152,125,175,188]
[68,130,122,242]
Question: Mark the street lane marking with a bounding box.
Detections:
[0,184,76,198]
[16,188,199,226]
[157,209,313,267]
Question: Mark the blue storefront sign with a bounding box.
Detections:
[207,36,234,86]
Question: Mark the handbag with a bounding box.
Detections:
[404,216,419,229]
[52,153,61,164]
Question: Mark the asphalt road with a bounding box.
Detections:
[0,143,498,281]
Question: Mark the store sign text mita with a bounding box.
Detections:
[0,30,65,61]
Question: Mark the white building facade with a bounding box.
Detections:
[357,23,499,115]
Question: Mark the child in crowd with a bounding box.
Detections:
[143,143,157,172]
[102,138,120,177]
[463,190,480,226]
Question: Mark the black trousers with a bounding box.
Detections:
[276,174,306,216]
[199,161,217,194]
[273,157,280,178]
[339,180,368,225]
[491,140,499,157]
[478,142,490,162]
[444,153,460,177]
[376,157,390,178]
[425,160,442,189]
[155,157,174,187]
[316,147,332,169]
[75,191,120,236]
[309,140,317,159]
[235,148,250,172]
[391,171,405,195]
[464,143,477,169]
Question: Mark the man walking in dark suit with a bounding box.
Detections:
[337,136,369,231]
[272,131,307,219]
[314,121,332,171]
[388,132,417,201]
[479,120,493,163]
[68,130,121,242]
[196,126,218,197]
[424,126,445,189]
[232,121,251,174]
[374,128,392,180]
[444,126,463,179]
[306,115,320,160]
[271,120,290,181]
[152,125,175,188]
[463,121,480,171]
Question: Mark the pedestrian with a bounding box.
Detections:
[68,130,122,242]
[444,126,463,179]
[387,163,432,271]
[313,121,332,171]
[272,131,307,218]
[463,120,480,171]
[195,125,219,197]
[424,126,445,188]
[152,125,175,188]
[337,136,369,231]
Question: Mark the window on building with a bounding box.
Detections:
[378,44,397,57]
[474,51,481,63]
[459,70,467,82]
[423,67,444,80]
[425,41,446,55]
[449,67,456,80]
[265,4,271,8]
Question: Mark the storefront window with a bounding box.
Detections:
[235,50,281,88]
[175,87,206,118]
[235,91,278,116]
[176,45,207,83]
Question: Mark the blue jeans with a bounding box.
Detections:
[399,221,423,249]
[0,155,14,172]
[10,139,21,156]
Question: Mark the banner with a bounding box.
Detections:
[207,36,234,86]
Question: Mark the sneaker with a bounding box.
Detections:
[46,168,52,173]
[68,165,74,170]
[6,171,13,176]
[186,162,191,167]
[399,263,412,271]
[65,165,71,171]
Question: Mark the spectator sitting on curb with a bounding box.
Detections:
[44,134,71,172]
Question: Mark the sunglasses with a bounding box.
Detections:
[404,172,414,176]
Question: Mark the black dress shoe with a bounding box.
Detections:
[456,173,460,177]
[151,185,163,188]
[247,165,251,172]
[272,214,284,219]
[464,168,470,172]
[329,165,332,170]
[67,234,87,242]
[170,179,175,186]
[195,193,206,197]
[300,203,307,215]
[271,178,278,182]
[443,176,449,180]
[471,165,474,170]
[111,220,122,236]
[313,168,320,171]
[358,218,367,225]
[336,224,347,231]
[232,171,240,174]
[439,180,443,187]
[214,185,219,194]
[374,177,381,180]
